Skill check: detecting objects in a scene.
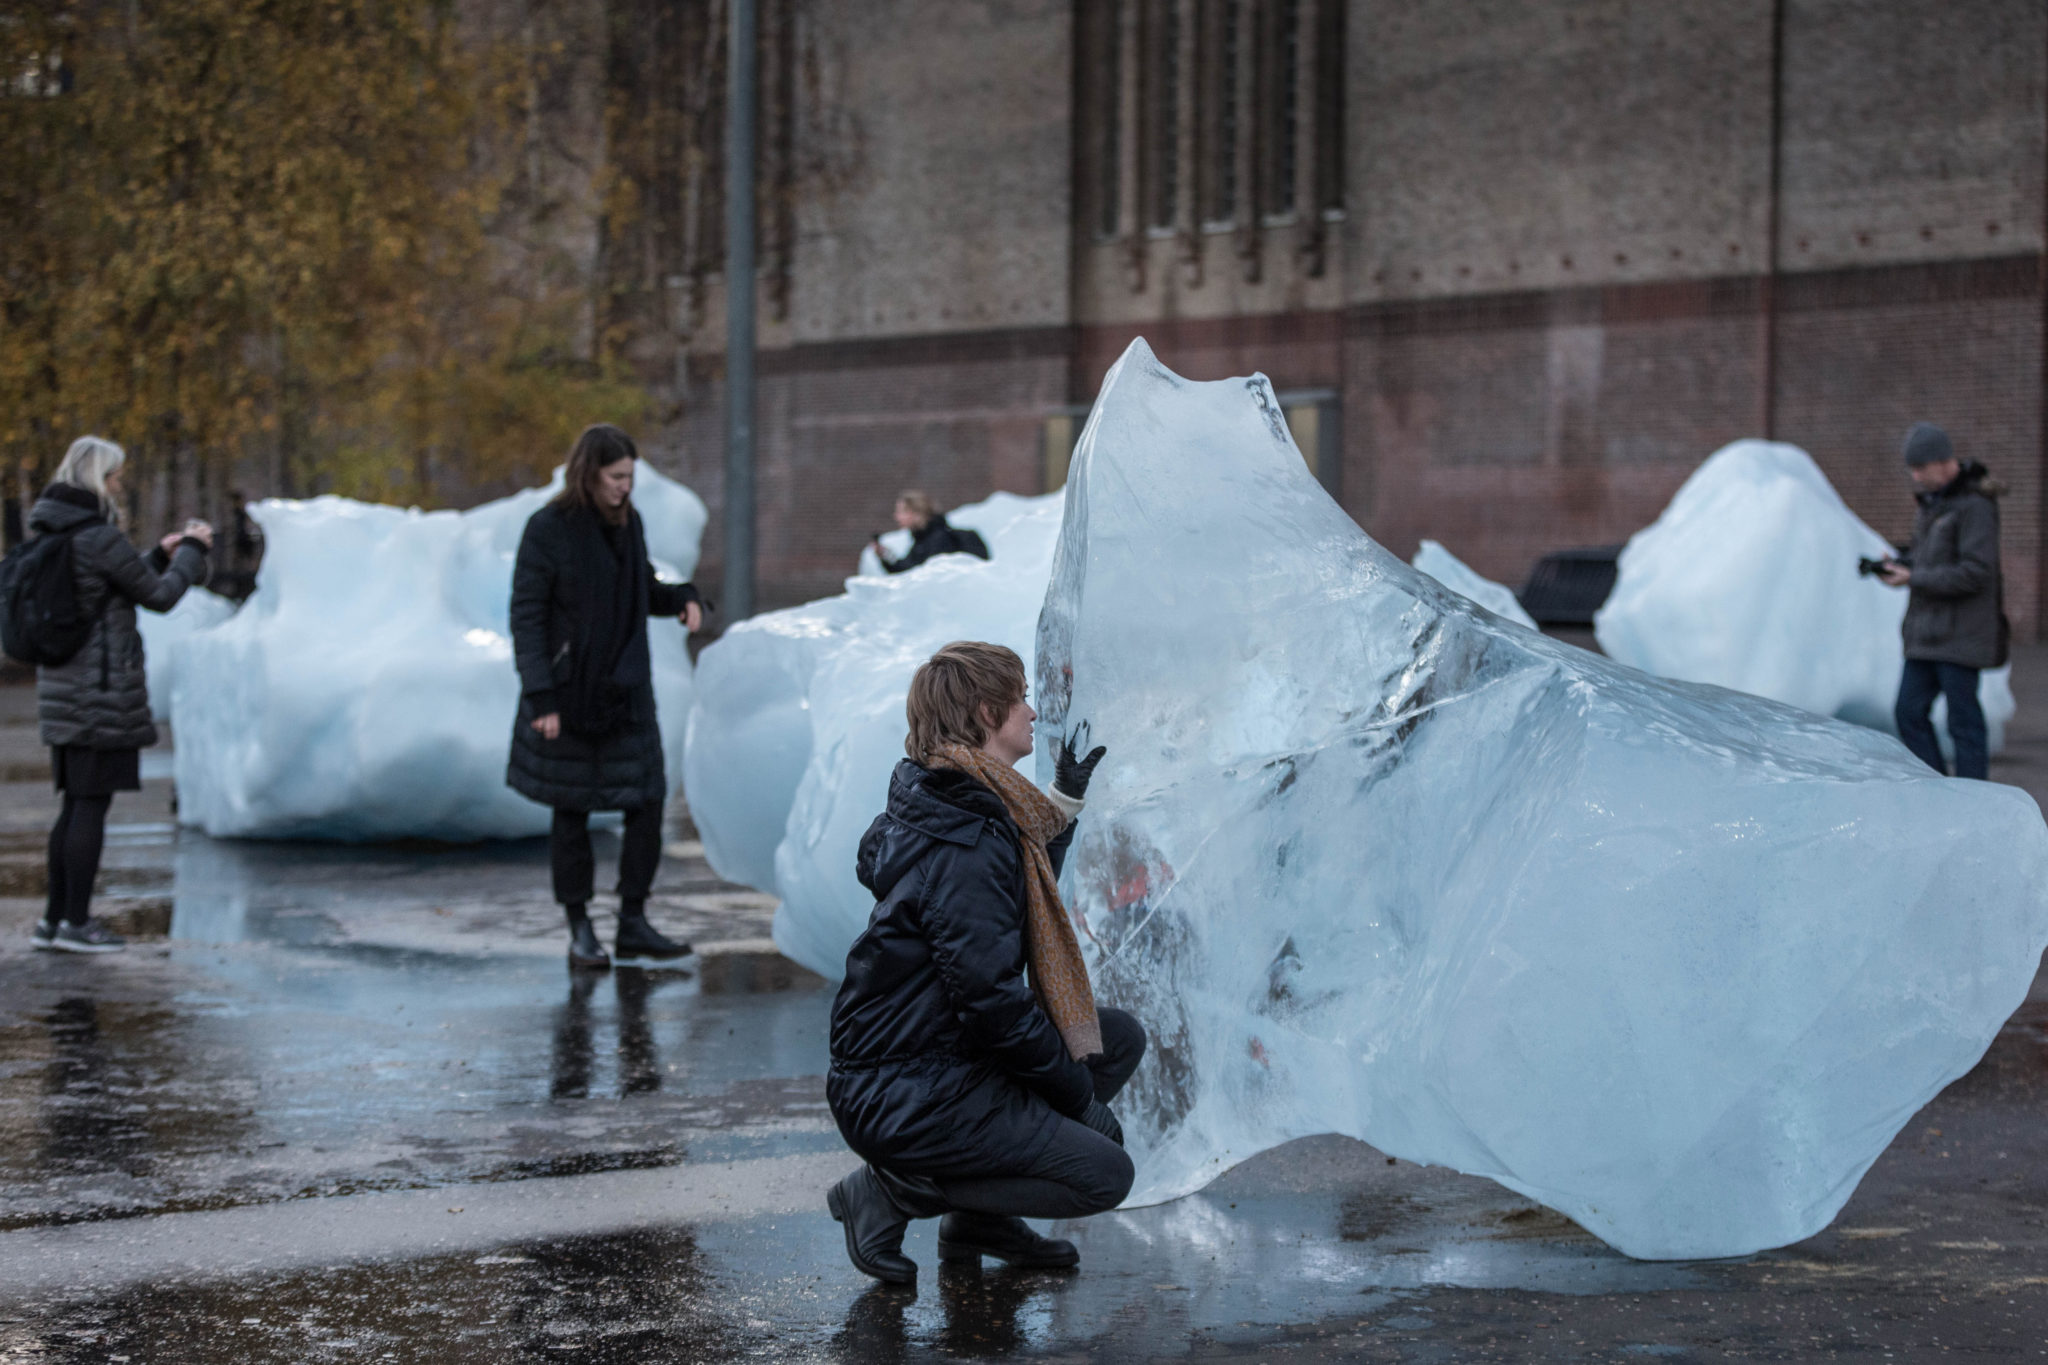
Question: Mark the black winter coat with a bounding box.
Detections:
[1902,462,2005,669]
[826,759,1095,1177]
[506,500,700,811]
[880,514,990,574]
[31,484,209,750]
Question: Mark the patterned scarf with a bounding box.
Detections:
[926,743,1103,1060]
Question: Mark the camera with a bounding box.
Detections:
[1856,556,1889,578]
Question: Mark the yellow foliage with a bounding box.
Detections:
[0,0,648,508]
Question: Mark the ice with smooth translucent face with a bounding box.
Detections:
[1412,540,1537,630]
[172,466,705,841]
[137,587,236,723]
[1595,440,2013,752]
[684,491,1061,974]
[1035,339,2048,1260]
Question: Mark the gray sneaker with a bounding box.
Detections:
[30,919,56,952]
[52,921,125,954]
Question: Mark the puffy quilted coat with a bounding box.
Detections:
[506,499,700,811]
[826,758,1094,1177]
[31,483,210,750]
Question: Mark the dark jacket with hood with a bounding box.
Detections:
[880,514,991,575]
[506,498,701,811]
[31,483,209,751]
[826,758,1094,1176]
[1902,461,2006,669]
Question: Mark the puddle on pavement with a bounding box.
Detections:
[0,1167,1708,1364]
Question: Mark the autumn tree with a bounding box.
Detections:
[0,0,647,532]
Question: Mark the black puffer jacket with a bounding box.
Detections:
[880,514,990,574]
[31,484,209,750]
[1902,462,2006,668]
[506,500,700,811]
[826,759,1094,1176]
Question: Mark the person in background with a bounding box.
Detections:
[1877,421,2006,780]
[869,491,990,574]
[824,641,1137,1285]
[30,436,211,954]
[507,424,707,970]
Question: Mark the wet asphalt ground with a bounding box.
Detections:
[2,653,2048,1362]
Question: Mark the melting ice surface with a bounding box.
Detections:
[1035,339,2048,1260]
[1596,440,2013,753]
[1411,540,1537,630]
[172,466,705,841]
[684,492,1061,975]
[137,587,236,723]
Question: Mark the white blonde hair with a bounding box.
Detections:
[53,436,126,524]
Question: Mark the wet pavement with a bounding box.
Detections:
[1,663,2047,1361]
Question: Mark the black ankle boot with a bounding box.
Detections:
[937,1212,1080,1268]
[565,906,610,970]
[614,905,691,966]
[827,1166,918,1284]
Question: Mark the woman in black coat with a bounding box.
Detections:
[825,643,1140,1284]
[508,424,706,970]
[29,436,211,954]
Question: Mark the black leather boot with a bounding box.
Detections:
[827,1166,918,1284]
[565,905,610,971]
[614,903,692,967]
[937,1212,1080,1268]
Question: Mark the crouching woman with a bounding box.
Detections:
[825,641,1143,1283]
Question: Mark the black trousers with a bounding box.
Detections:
[1895,660,1988,780]
[930,1007,1147,1221]
[550,804,662,908]
[46,793,113,927]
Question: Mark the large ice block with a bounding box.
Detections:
[172,466,705,841]
[1595,440,2013,753]
[684,491,1061,974]
[1412,540,1537,630]
[137,587,236,723]
[1034,339,2048,1260]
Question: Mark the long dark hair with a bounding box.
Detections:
[554,424,637,521]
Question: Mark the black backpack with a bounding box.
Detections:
[0,522,95,666]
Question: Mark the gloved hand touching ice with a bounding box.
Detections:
[1054,722,1107,801]
[1079,1098,1124,1148]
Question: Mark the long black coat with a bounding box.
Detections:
[31,484,210,751]
[1902,463,2005,668]
[506,500,699,811]
[826,759,1094,1177]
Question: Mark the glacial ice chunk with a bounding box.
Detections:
[1034,339,2048,1260]
[172,466,705,841]
[684,491,1061,975]
[137,588,236,723]
[1595,440,2012,754]
[1412,540,1537,630]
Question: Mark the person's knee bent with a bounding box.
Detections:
[1098,1008,1147,1067]
[1075,1143,1136,1216]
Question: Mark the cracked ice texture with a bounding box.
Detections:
[1412,541,1537,630]
[172,467,705,841]
[1595,440,2013,753]
[683,492,1061,975]
[1034,340,2048,1260]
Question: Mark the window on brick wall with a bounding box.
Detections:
[1078,0,1343,275]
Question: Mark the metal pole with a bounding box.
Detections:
[723,0,758,621]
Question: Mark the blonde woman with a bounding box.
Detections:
[29,437,211,953]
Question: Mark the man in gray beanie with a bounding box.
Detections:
[1874,421,2007,779]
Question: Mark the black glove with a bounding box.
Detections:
[1080,1098,1124,1148]
[1054,722,1107,801]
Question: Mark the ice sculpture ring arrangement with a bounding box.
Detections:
[1023,339,2048,1261]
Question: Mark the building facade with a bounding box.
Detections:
[635,1,2045,632]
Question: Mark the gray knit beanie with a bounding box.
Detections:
[1902,421,1954,467]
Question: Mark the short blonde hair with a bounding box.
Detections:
[906,642,1026,762]
[895,490,937,525]
[54,436,126,524]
